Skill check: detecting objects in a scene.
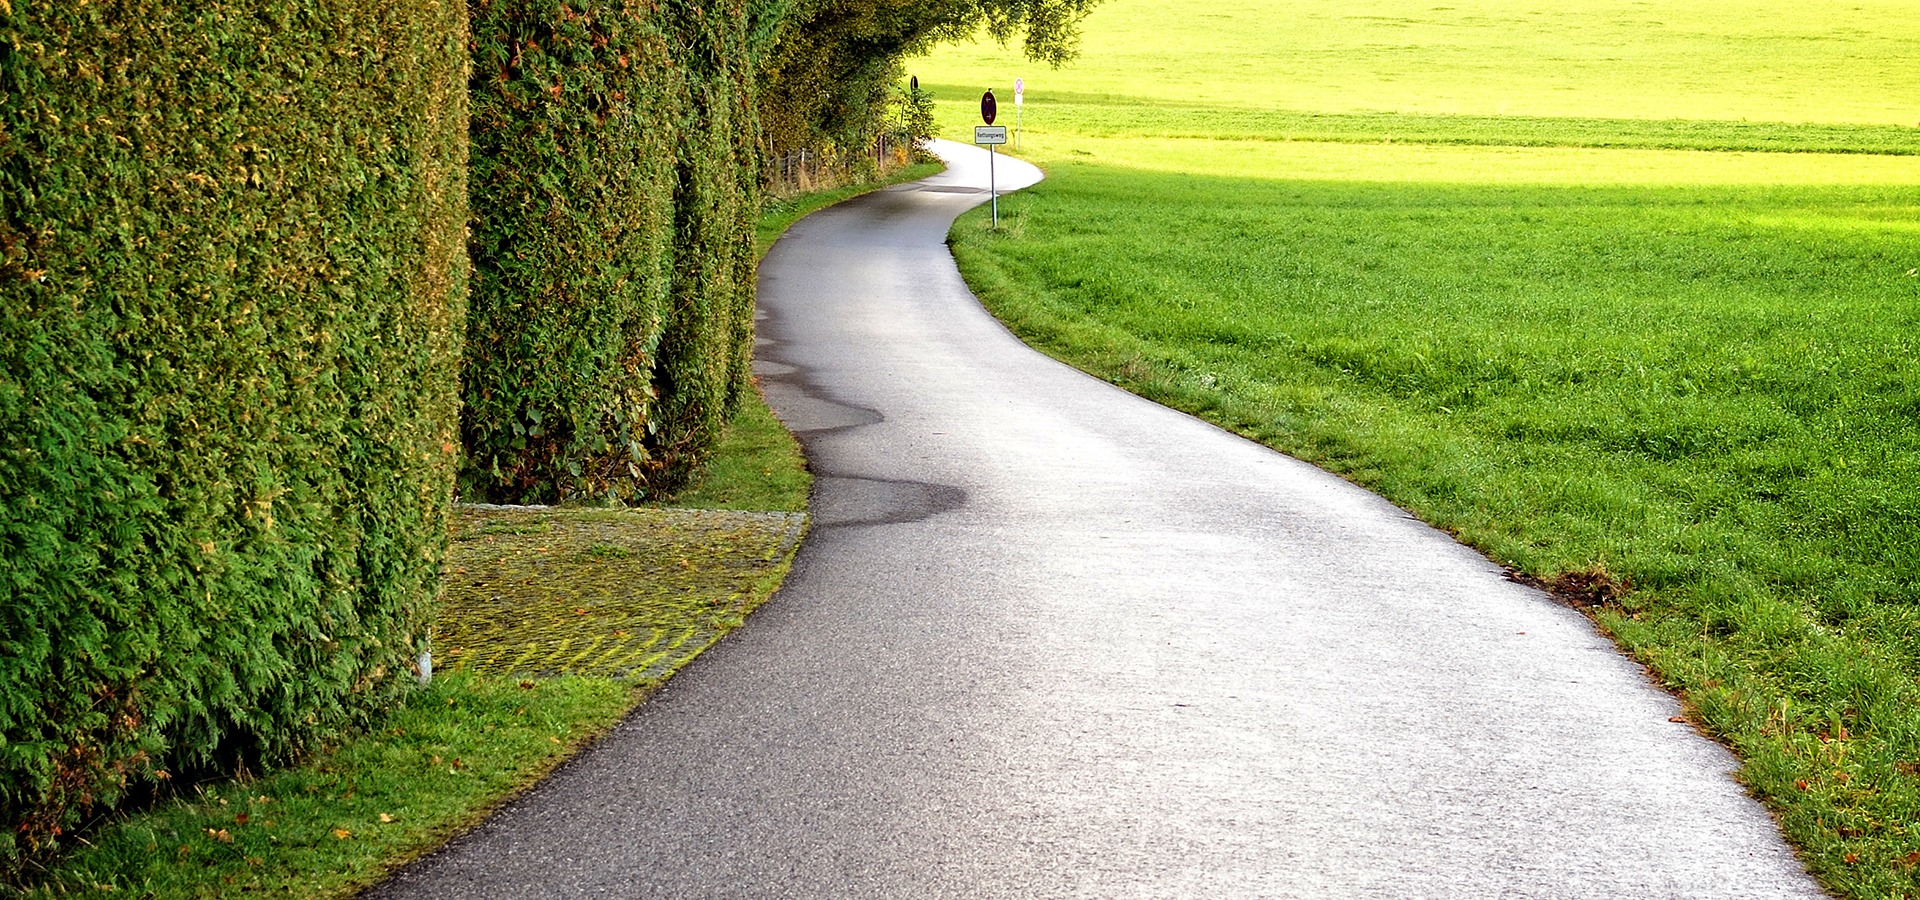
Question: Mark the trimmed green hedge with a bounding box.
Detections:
[460,0,771,503]
[656,5,762,490]
[0,0,469,879]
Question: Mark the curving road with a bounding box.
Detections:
[370,141,1823,898]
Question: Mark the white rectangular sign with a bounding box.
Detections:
[974,125,1009,145]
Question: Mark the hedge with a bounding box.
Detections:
[0,0,469,879]
[656,3,762,490]
[460,0,774,503]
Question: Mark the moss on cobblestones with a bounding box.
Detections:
[439,505,806,681]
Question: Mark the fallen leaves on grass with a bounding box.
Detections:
[1545,565,1629,608]
[1504,564,1629,609]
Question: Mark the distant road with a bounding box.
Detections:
[369,140,1823,898]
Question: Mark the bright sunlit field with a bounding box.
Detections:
[917,1,1920,896]
[916,0,1920,125]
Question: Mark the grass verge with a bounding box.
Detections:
[651,387,811,512]
[10,158,945,898]
[19,498,807,899]
[18,675,633,898]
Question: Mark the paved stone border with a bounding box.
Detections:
[437,505,806,680]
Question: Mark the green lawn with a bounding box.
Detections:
[17,675,636,899]
[920,0,1920,895]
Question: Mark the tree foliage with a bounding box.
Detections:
[758,0,1101,157]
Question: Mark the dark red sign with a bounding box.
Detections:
[981,90,997,125]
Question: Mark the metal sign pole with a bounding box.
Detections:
[990,143,998,228]
[1014,78,1024,150]
[981,89,1001,229]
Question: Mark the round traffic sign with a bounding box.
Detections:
[981,90,997,125]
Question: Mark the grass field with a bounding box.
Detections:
[916,0,1920,124]
[918,1,1920,895]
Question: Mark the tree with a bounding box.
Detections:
[758,0,1101,159]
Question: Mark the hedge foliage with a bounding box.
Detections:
[458,0,1104,502]
[461,0,775,502]
[0,0,1100,882]
[0,0,469,878]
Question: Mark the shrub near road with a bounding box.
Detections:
[6,168,937,899]
[922,0,1920,895]
[0,0,468,879]
[461,0,778,503]
[458,0,1101,505]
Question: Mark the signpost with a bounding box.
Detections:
[979,91,1000,227]
[1014,78,1024,148]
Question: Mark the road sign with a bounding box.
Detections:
[974,125,1008,145]
[981,90,997,125]
[1013,78,1024,149]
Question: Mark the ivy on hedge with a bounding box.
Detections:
[461,0,776,503]
[0,0,469,879]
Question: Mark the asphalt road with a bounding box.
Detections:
[369,141,1824,898]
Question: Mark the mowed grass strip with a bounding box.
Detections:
[17,674,633,899]
[925,0,1920,892]
[951,146,1920,894]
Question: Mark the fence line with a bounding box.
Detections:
[764,135,910,199]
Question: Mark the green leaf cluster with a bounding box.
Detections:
[757,0,1101,158]
[460,0,772,502]
[0,0,469,880]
